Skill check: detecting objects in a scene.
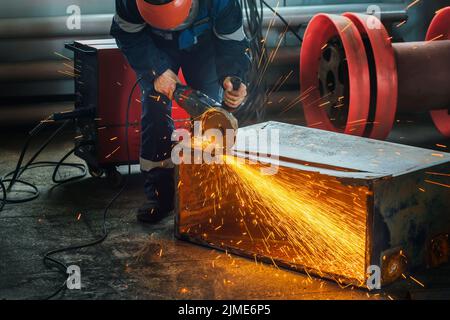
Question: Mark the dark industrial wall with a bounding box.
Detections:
[0,1,114,98]
[0,0,441,124]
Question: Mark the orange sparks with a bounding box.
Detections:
[179,157,369,284]
[425,180,450,189]
[427,34,444,42]
[396,20,407,28]
[76,213,82,221]
[341,22,352,33]
[54,51,72,61]
[110,136,118,141]
[58,70,76,78]
[431,153,444,158]
[426,172,450,177]
[409,275,425,287]
[406,0,421,10]
[179,288,189,294]
[436,144,447,148]
[105,146,121,159]
[149,94,161,102]
[63,62,79,73]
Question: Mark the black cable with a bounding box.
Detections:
[51,148,89,184]
[0,120,86,207]
[17,121,70,182]
[260,0,303,43]
[42,76,142,300]
[0,178,6,212]
[6,120,51,193]
[237,0,304,125]
[237,0,267,124]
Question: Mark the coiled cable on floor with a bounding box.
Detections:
[0,120,86,210]
[42,76,142,300]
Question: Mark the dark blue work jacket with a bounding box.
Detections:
[111,0,250,83]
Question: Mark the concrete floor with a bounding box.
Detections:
[1,116,449,300]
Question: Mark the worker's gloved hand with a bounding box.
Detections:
[223,76,247,109]
[154,69,180,100]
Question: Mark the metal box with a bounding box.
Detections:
[175,121,450,287]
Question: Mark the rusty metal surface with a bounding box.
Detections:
[394,40,450,113]
[232,122,450,177]
[176,122,450,287]
[372,163,450,279]
[176,161,371,286]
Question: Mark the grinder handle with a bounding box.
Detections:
[223,76,243,112]
[230,76,242,91]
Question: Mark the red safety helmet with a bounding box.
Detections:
[136,0,199,31]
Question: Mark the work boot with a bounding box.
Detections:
[137,167,175,224]
[137,201,168,224]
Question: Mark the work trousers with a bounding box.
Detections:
[128,35,223,173]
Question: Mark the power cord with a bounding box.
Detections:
[41,76,142,300]
[260,0,303,43]
[0,178,6,212]
[0,120,86,208]
[239,0,304,124]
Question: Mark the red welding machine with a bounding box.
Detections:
[66,39,191,181]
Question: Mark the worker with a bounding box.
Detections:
[111,0,250,223]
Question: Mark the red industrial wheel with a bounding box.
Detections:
[427,7,450,137]
[300,14,371,136]
[343,13,398,140]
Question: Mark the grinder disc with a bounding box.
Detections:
[200,108,239,151]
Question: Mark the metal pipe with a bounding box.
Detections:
[269,46,299,65]
[0,61,74,82]
[260,4,407,27]
[0,102,71,126]
[0,80,73,97]
[0,36,106,62]
[0,14,113,39]
[0,4,407,39]
[394,40,450,113]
